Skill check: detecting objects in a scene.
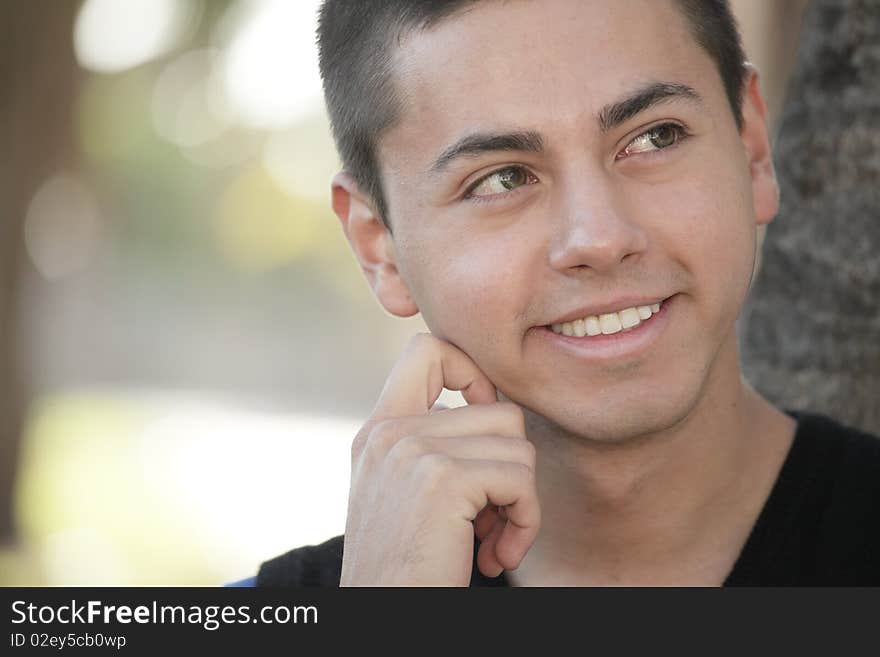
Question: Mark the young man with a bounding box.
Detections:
[246,0,880,586]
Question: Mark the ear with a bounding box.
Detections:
[739,64,779,226]
[330,171,420,318]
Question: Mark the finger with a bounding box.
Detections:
[473,503,500,540]
[420,401,527,439]
[457,459,541,570]
[358,404,528,465]
[368,402,527,456]
[390,434,535,468]
[495,517,536,572]
[371,333,498,422]
[476,514,506,578]
[429,402,450,414]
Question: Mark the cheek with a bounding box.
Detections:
[410,232,530,344]
[659,167,757,313]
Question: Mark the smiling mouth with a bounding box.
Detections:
[543,299,667,337]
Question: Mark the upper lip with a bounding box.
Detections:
[542,294,674,326]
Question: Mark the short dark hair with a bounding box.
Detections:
[317,0,747,232]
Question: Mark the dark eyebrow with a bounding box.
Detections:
[428,130,544,175]
[599,82,701,132]
[426,82,700,176]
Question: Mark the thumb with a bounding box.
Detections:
[371,332,498,421]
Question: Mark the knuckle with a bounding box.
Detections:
[416,453,455,487]
[350,426,371,459]
[519,438,537,464]
[367,418,405,454]
[407,331,438,354]
[387,434,427,466]
[513,461,536,483]
[496,401,526,435]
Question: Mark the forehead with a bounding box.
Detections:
[379,0,725,175]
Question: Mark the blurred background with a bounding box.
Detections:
[0,0,812,585]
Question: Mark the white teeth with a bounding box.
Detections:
[618,307,641,329]
[549,299,664,336]
[599,313,622,334]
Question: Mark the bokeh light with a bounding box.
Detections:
[219,0,325,129]
[24,173,103,281]
[74,0,200,74]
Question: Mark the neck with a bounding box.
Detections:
[505,331,795,586]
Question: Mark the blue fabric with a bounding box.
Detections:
[225,575,257,587]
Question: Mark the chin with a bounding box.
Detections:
[515,385,702,446]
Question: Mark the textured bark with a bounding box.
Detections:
[740,0,880,434]
[0,1,79,542]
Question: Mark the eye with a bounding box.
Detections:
[617,122,689,160]
[464,166,538,201]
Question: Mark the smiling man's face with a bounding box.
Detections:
[343,0,778,442]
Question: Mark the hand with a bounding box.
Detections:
[339,333,540,586]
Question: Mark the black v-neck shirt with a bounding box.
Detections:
[255,409,880,587]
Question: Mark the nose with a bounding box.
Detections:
[547,168,648,274]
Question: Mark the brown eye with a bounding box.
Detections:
[492,167,528,190]
[467,166,535,198]
[649,124,678,148]
[618,122,688,159]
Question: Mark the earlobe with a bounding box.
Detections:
[330,171,420,318]
[739,65,779,226]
